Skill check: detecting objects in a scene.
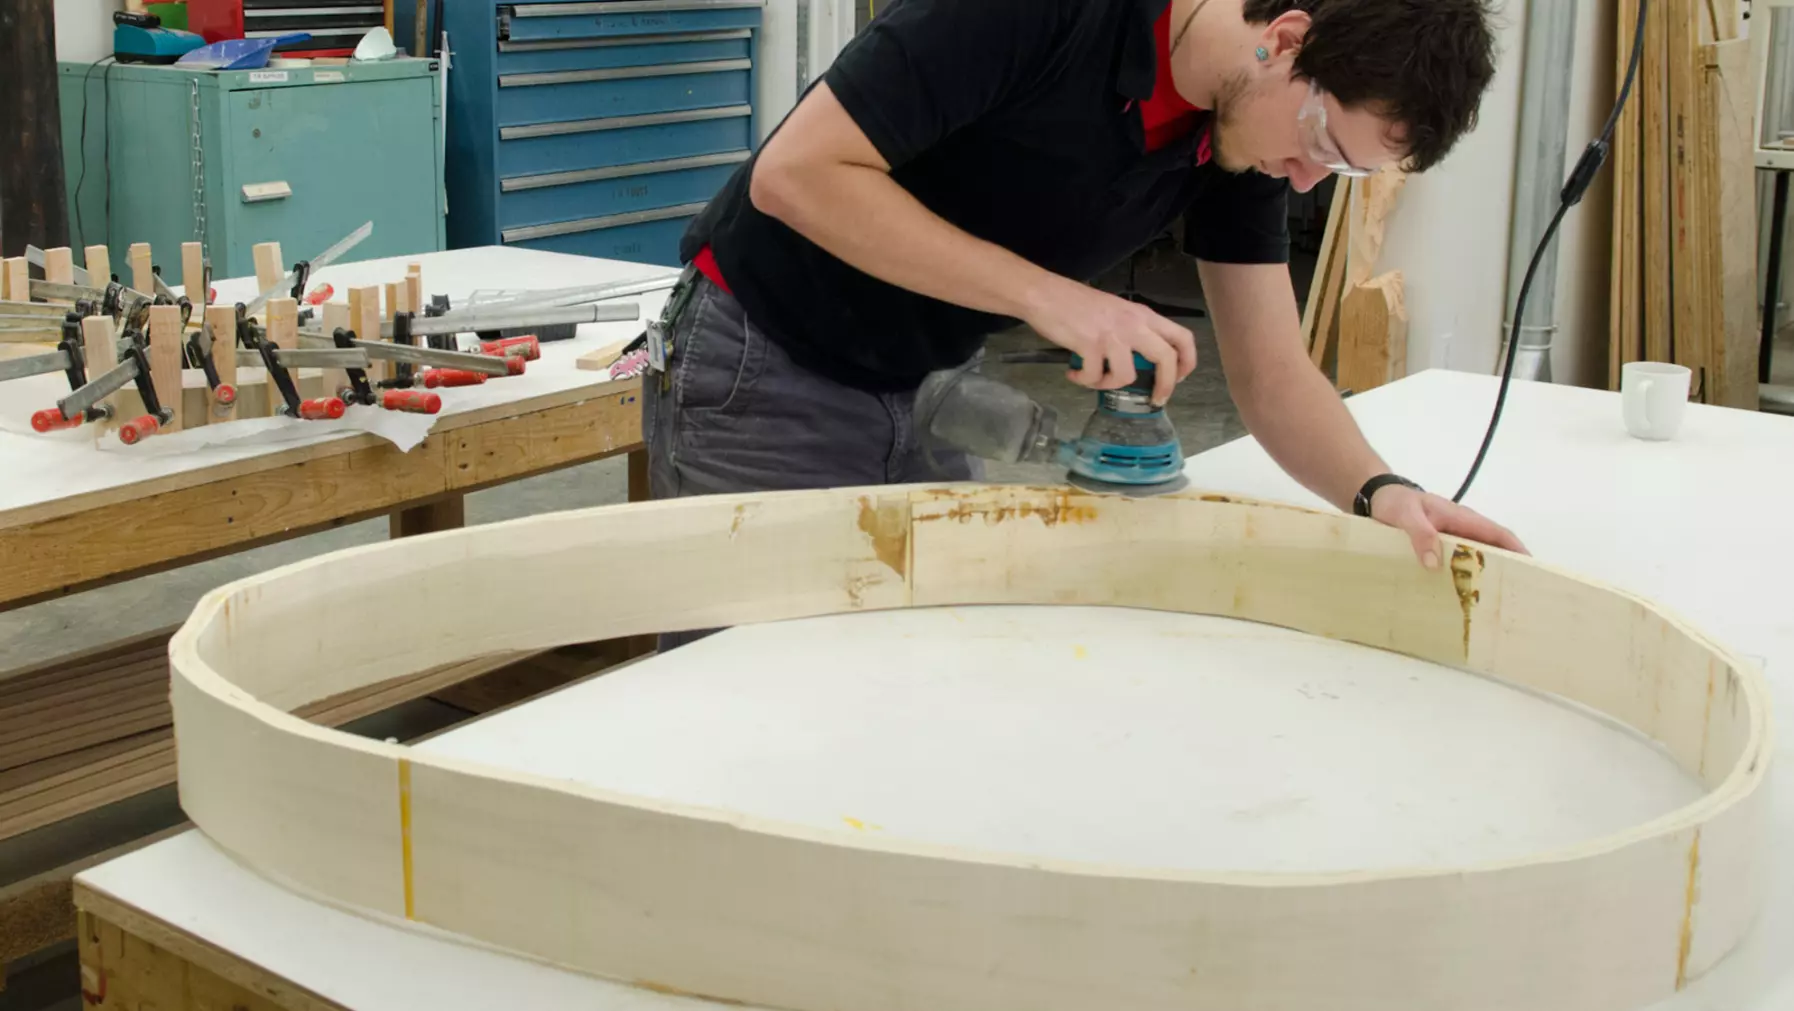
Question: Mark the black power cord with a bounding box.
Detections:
[1451,0,1651,503]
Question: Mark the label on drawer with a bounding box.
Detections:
[249,70,289,83]
[314,71,346,83]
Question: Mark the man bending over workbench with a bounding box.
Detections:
[641,0,1526,569]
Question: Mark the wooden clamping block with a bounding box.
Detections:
[265,297,300,417]
[1337,271,1408,395]
[128,244,153,294]
[319,301,352,404]
[348,285,385,383]
[82,315,120,433]
[85,245,112,285]
[183,242,207,323]
[253,243,285,299]
[146,305,185,435]
[406,265,423,317]
[1,258,28,302]
[43,248,75,286]
[206,305,238,424]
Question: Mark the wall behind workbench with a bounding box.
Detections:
[1372,0,1615,389]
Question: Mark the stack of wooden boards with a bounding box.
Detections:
[1303,168,1408,393]
[0,628,649,976]
[1608,0,1757,406]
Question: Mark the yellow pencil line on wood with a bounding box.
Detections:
[399,757,416,920]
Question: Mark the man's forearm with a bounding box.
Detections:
[1232,351,1389,513]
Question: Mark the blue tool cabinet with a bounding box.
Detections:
[443,0,763,266]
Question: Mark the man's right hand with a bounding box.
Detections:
[1018,276,1198,406]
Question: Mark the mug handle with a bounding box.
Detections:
[1626,378,1655,433]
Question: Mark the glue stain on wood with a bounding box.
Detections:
[915,487,1100,527]
[856,496,909,577]
[1676,828,1702,988]
[398,758,416,920]
[1449,546,1484,658]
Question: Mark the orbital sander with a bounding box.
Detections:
[915,349,1189,496]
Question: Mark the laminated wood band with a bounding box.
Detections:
[168,484,1772,1011]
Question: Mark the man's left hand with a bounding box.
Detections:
[1369,485,1528,569]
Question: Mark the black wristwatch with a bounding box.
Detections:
[1353,473,1421,517]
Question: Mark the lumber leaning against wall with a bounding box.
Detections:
[165,484,1773,1011]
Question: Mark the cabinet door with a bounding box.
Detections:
[222,78,442,276]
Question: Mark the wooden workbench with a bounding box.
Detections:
[59,371,1794,1010]
[0,245,670,978]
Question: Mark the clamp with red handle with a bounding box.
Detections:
[382,390,441,414]
[479,334,540,361]
[421,368,488,388]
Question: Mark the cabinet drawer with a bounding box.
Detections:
[504,204,701,266]
[496,29,751,75]
[499,105,753,176]
[496,59,752,127]
[499,1,762,43]
[498,150,746,228]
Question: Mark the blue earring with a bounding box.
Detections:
[1256,46,1269,61]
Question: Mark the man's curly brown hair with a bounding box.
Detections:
[1243,0,1499,173]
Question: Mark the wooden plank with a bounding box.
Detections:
[145,305,184,435]
[1302,179,1349,352]
[84,243,111,284]
[1642,0,1672,365]
[1,257,28,302]
[385,280,402,319]
[42,246,74,285]
[81,315,120,434]
[127,243,152,295]
[1667,0,1708,393]
[349,284,385,384]
[0,626,171,685]
[1336,272,1408,394]
[1610,0,1641,389]
[1701,39,1759,407]
[574,336,637,372]
[1344,169,1404,289]
[252,242,285,299]
[207,305,239,424]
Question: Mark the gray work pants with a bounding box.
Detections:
[641,273,981,648]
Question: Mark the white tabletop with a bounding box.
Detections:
[0,245,675,515]
[76,369,1794,1010]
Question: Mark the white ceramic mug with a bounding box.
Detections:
[1621,361,1691,440]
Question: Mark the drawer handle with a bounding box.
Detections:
[510,0,764,16]
[242,181,293,203]
[502,201,707,243]
[499,59,750,88]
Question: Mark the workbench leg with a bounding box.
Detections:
[628,448,650,503]
[390,495,466,538]
[1761,170,1789,384]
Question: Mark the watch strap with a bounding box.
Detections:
[1353,473,1421,517]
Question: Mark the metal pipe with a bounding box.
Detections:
[385,301,641,338]
[1498,0,1579,382]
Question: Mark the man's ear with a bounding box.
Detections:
[1261,10,1312,62]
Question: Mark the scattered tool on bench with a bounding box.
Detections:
[236,310,348,421]
[240,221,373,323]
[914,349,1189,496]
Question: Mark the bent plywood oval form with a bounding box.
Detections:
[169,484,1772,1011]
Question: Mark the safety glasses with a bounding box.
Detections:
[1297,78,1374,177]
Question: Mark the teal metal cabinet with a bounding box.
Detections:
[58,59,446,284]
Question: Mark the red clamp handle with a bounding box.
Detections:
[422,368,488,388]
[304,283,335,306]
[382,390,442,414]
[505,356,527,376]
[213,383,238,406]
[297,397,346,420]
[30,408,83,433]
[479,335,540,361]
[118,415,161,444]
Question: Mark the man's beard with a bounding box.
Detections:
[1205,69,1254,173]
